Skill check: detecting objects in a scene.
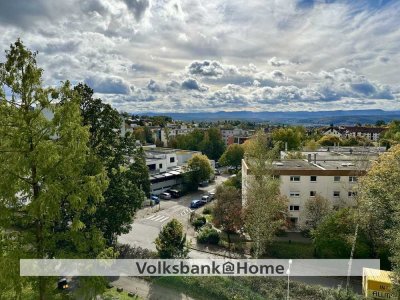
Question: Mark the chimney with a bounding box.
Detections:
[313,153,317,164]
[307,154,312,163]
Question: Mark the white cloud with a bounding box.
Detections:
[1,0,400,112]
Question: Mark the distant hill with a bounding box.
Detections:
[139,110,400,125]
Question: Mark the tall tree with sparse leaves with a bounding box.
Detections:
[243,130,288,258]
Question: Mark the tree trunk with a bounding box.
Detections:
[227,232,232,258]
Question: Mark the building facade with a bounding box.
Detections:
[242,148,381,229]
[143,147,202,195]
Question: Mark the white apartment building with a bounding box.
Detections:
[322,126,386,142]
[242,149,380,229]
[151,125,198,146]
[221,128,252,145]
[143,147,202,194]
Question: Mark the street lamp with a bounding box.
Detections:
[286,259,293,300]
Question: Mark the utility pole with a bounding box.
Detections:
[286,259,293,300]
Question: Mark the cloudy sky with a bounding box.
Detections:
[1,0,400,113]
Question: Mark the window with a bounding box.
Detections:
[310,176,317,182]
[310,191,316,197]
[170,157,175,163]
[348,191,357,197]
[148,164,156,171]
[333,191,340,197]
[290,192,300,197]
[334,176,341,182]
[349,176,358,182]
[159,163,163,169]
[290,176,301,182]
[289,205,300,211]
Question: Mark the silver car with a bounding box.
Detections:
[159,192,172,200]
[201,195,211,203]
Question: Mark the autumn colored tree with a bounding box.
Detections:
[213,185,243,252]
[301,194,331,231]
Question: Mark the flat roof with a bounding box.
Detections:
[273,159,370,171]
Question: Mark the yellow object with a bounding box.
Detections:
[363,268,394,299]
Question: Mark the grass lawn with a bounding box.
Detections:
[266,241,315,259]
[155,276,265,300]
[101,287,141,300]
[154,276,361,300]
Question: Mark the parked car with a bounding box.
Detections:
[201,195,211,203]
[228,166,237,174]
[190,200,202,208]
[168,189,182,198]
[159,192,171,200]
[199,180,209,187]
[208,191,215,200]
[57,278,69,290]
[150,195,160,204]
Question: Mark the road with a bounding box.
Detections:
[118,174,230,251]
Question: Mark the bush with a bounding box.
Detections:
[192,216,207,230]
[154,276,362,300]
[203,207,213,215]
[116,244,158,259]
[197,227,220,245]
[265,241,315,259]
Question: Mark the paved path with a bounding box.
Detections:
[110,277,194,300]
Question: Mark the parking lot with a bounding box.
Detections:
[118,174,229,251]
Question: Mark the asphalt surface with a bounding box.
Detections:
[118,174,229,251]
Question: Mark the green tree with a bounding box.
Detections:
[213,185,243,252]
[74,83,149,245]
[271,126,305,150]
[243,131,288,258]
[0,40,108,299]
[223,171,242,190]
[184,154,213,191]
[375,120,386,127]
[168,128,225,160]
[312,208,371,258]
[218,144,244,170]
[200,128,226,160]
[318,135,341,146]
[358,145,400,281]
[382,120,400,147]
[155,219,190,258]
